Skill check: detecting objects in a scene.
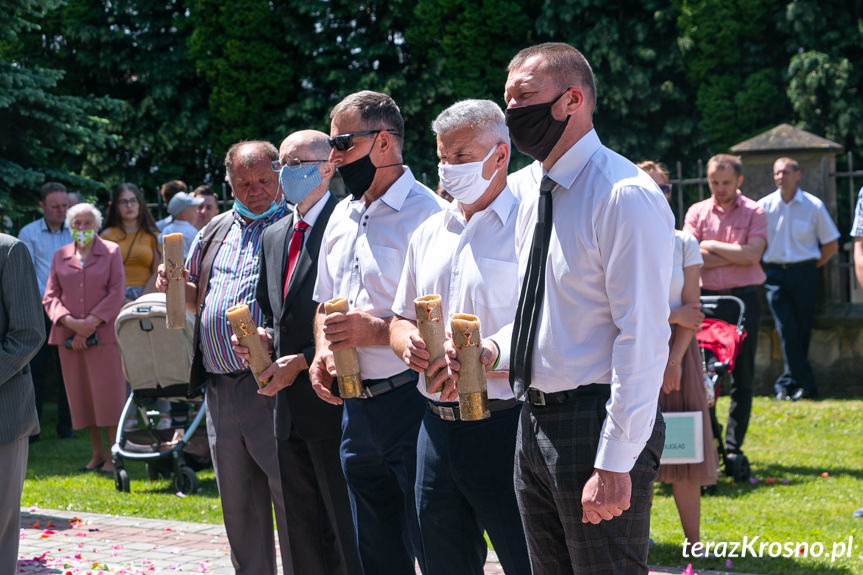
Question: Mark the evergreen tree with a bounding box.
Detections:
[0,0,119,223]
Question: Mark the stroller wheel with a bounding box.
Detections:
[114,468,130,493]
[173,465,199,496]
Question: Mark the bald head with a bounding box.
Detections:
[279,130,331,165]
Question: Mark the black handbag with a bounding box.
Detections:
[65,333,98,349]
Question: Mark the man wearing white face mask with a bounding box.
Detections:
[389,99,530,575]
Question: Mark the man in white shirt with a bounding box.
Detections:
[17,182,74,440]
[468,43,673,574]
[389,100,530,575]
[160,192,204,258]
[310,91,445,575]
[758,157,839,401]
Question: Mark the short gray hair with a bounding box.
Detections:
[432,99,510,150]
[65,202,103,230]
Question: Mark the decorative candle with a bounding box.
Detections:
[163,233,186,329]
[226,304,271,387]
[323,297,363,399]
[451,313,490,420]
[414,294,446,391]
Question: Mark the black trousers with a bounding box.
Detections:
[514,392,664,575]
[276,425,361,575]
[702,286,760,454]
[30,310,72,435]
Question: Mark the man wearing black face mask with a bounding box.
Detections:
[455,43,675,574]
[309,90,445,575]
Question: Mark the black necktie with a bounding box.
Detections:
[510,176,556,398]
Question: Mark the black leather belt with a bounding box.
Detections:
[360,370,417,398]
[426,398,518,421]
[764,259,817,270]
[524,384,611,407]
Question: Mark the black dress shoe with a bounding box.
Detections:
[57,429,76,439]
[791,387,819,401]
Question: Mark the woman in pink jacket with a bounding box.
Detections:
[43,203,126,474]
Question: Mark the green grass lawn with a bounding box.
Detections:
[23,403,223,524]
[649,396,863,574]
[23,397,863,574]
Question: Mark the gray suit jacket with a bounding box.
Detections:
[0,233,44,443]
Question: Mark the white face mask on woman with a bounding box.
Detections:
[437,144,499,205]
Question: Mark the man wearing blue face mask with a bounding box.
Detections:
[389,99,530,575]
[232,130,360,575]
[156,141,292,575]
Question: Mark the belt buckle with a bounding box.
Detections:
[526,388,546,407]
[360,385,372,399]
[438,406,457,421]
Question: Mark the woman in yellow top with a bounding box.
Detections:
[101,183,162,301]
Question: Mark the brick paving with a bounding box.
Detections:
[17,506,750,574]
[16,507,505,574]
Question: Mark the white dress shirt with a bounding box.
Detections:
[294,191,332,233]
[17,218,72,296]
[313,167,445,380]
[757,189,839,263]
[393,186,520,401]
[494,129,674,473]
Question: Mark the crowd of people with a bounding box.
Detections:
[0,40,859,575]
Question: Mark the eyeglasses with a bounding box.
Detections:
[271,158,328,172]
[658,184,672,195]
[327,129,400,152]
[116,199,139,207]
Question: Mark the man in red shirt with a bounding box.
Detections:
[684,154,767,477]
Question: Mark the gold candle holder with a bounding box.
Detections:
[451,313,490,421]
[324,297,363,399]
[226,304,271,388]
[163,233,186,330]
[414,295,446,391]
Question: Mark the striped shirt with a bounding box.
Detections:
[187,205,287,374]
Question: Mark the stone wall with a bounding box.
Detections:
[753,303,863,397]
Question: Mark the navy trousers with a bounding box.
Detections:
[415,403,531,575]
[702,286,760,454]
[340,375,426,575]
[764,263,818,396]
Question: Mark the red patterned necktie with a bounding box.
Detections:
[283,220,310,298]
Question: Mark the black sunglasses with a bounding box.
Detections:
[659,184,672,195]
[327,129,399,152]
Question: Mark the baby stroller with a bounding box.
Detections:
[111,292,210,495]
[696,295,751,483]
